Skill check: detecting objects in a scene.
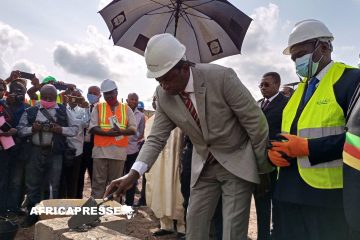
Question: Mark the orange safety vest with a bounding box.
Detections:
[94,102,129,147]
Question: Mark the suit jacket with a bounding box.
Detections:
[258,93,289,140]
[137,64,273,187]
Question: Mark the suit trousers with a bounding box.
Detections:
[186,162,254,240]
[91,158,125,199]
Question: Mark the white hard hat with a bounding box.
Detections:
[145,33,186,78]
[100,79,117,93]
[283,19,334,55]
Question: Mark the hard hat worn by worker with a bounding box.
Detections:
[100,79,117,93]
[137,101,144,110]
[145,33,186,78]
[42,76,57,84]
[283,19,334,55]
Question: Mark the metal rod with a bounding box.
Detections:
[174,0,181,37]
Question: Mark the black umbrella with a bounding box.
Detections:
[99,0,252,63]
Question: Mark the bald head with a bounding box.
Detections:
[127,92,139,111]
[40,84,57,102]
[88,86,101,96]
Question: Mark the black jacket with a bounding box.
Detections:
[258,93,289,140]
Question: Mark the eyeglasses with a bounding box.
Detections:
[258,83,270,88]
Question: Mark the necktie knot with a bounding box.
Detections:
[304,77,319,103]
[180,91,190,99]
[262,99,270,110]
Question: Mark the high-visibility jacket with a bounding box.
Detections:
[282,62,352,189]
[28,93,64,106]
[94,102,129,147]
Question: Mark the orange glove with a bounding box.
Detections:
[268,149,290,167]
[271,134,309,158]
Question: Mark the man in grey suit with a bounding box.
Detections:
[105,33,273,240]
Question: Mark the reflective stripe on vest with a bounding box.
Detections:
[282,62,351,189]
[94,102,129,147]
[35,93,63,104]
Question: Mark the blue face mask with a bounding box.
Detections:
[87,94,99,104]
[295,45,323,78]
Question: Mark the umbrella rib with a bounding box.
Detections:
[148,0,176,10]
[180,9,204,62]
[164,11,176,33]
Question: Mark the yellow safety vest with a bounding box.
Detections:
[29,93,63,106]
[282,62,352,189]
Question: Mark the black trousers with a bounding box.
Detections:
[254,170,279,240]
[277,201,349,240]
[60,154,82,199]
[77,142,93,198]
[124,152,139,206]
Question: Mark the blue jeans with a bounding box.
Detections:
[25,146,62,209]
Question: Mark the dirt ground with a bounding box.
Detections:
[13,173,258,240]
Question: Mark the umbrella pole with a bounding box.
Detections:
[174,0,181,37]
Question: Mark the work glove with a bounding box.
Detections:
[268,149,290,167]
[271,134,309,158]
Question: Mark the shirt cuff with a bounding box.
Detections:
[131,161,148,176]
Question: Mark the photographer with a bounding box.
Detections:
[17,84,79,227]
[60,89,90,199]
[1,79,31,218]
[27,75,76,105]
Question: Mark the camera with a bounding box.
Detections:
[39,121,53,132]
[19,71,35,80]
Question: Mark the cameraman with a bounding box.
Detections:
[3,79,31,217]
[60,89,90,199]
[17,84,79,227]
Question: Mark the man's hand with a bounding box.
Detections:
[271,134,309,158]
[80,101,89,108]
[50,123,63,134]
[5,70,21,84]
[32,121,42,133]
[31,76,41,87]
[0,128,17,136]
[268,149,290,167]
[104,170,140,198]
[106,128,122,136]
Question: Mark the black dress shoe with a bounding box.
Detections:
[21,214,38,228]
[152,229,174,236]
[177,232,186,240]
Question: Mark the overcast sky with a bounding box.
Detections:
[1,0,360,107]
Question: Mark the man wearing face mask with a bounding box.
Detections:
[17,84,79,227]
[77,86,101,198]
[89,79,136,199]
[267,19,360,240]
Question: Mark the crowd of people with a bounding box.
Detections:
[1,18,360,240]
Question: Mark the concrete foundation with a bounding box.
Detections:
[34,215,135,240]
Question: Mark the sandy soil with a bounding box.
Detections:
[13,173,258,240]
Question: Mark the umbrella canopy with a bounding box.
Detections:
[99,0,252,63]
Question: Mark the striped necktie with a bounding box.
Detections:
[179,92,201,129]
[179,92,216,164]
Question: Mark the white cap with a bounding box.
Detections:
[145,33,186,78]
[283,19,334,55]
[100,79,117,93]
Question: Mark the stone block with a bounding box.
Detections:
[35,215,127,240]
[61,226,140,240]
